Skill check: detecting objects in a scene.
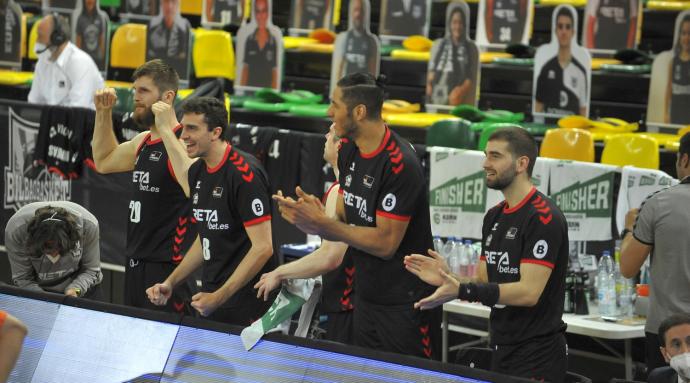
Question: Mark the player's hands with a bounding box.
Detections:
[624,208,639,234]
[65,288,79,297]
[414,268,461,310]
[94,88,117,111]
[191,292,223,317]
[273,187,326,236]
[152,101,179,133]
[146,282,173,306]
[404,249,449,287]
[254,271,282,301]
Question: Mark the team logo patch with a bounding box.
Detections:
[533,240,548,259]
[149,151,162,161]
[382,193,397,212]
[195,181,201,189]
[212,187,223,198]
[559,90,569,108]
[193,193,198,204]
[363,175,374,188]
[251,198,264,216]
[505,227,518,239]
[345,174,352,187]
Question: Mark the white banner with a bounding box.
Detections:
[615,166,677,234]
[550,161,618,241]
[428,148,551,240]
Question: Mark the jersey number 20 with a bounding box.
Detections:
[129,200,141,223]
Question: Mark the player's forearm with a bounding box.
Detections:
[275,241,345,280]
[91,109,119,171]
[319,218,396,259]
[496,280,543,307]
[216,242,273,303]
[158,124,193,196]
[0,316,27,382]
[166,238,203,287]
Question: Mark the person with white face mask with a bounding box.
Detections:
[4,201,103,298]
[27,13,103,109]
[649,314,690,383]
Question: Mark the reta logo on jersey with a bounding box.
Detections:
[193,209,229,230]
[132,171,160,193]
[342,190,373,223]
[485,251,518,275]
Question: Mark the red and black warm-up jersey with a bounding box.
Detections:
[481,187,568,345]
[187,144,276,308]
[337,127,435,306]
[128,127,195,263]
[320,182,355,314]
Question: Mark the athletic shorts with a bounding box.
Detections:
[124,258,195,315]
[206,295,272,327]
[324,310,355,345]
[354,298,441,360]
[492,331,568,382]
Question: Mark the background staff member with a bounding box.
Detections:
[146,97,275,324]
[406,127,568,381]
[649,314,690,383]
[0,311,27,383]
[620,132,690,371]
[92,60,195,314]
[274,73,440,359]
[534,6,588,116]
[5,201,103,298]
[255,124,354,344]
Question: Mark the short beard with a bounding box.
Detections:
[133,107,156,129]
[486,166,517,190]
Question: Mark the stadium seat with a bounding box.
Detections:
[539,128,595,162]
[180,0,202,15]
[601,134,659,170]
[477,123,525,151]
[28,18,39,60]
[426,119,476,149]
[193,29,235,81]
[565,371,593,383]
[110,23,146,70]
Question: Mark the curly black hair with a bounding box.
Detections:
[25,206,80,258]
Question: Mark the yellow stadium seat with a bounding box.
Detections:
[110,23,146,69]
[539,128,595,162]
[601,134,659,170]
[180,0,202,15]
[192,29,235,81]
[28,18,39,60]
[679,126,690,137]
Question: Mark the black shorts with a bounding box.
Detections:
[206,295,272,327]
[323,310,354,345]
[124,258,195,315]
[492,331,568,382]
[354,298,442,360]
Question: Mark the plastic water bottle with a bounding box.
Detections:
[597,251,617,318]
[466,241,478,278]
[433,236,444,254]
[459,240,472,278]
[443,237,457,269]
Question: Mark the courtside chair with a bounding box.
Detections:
[539,128,595,162]
[601,134,660,170]
[426,119,477,149]
[110,23,147,71]
[192,29,235,81]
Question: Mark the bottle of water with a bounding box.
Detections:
[619,277,635,319]
[467,241,478,278]
[597,251,617,318]
[433,235,444,254]
[443,237,458,274]
[458,240,470,278]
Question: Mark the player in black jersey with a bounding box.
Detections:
[255,124,354,344]
[666,14,690,125]
[406,127,568,381]
[146,97,275,325]
[274,73,440,359]
[92,60,195,314]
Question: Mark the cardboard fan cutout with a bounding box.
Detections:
[378,0,431,43]
[476,0,533,48]
[146,0,192,84]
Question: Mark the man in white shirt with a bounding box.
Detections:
[28,13,103,109]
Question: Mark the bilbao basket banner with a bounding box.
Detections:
[549,161,616,241]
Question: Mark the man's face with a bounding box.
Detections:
[323,124,340,165]
[483,140,519,190]
[450,11,463,43]
[42,240,61,257]
[676,152,689,180]
[662,323,690,363]
[680,21,690,53]
[327,87,358,140]
[556,14,573,49]
[84,0,96,12]
[181,112,217,159]
[36,17,53,46]
[162,0,178,27]
[351,0,363,30]
[255,0,268,28]
[132,76,162,128]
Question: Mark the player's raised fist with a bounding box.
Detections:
[94,88,117,111]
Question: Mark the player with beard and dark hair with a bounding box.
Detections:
[91,59,196,314]
[274,72,440,359]
[405,127,569,381]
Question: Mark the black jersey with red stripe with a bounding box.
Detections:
[188,143,276,307]
[320,182,355,314]
[337,127,434,306]
[128,127,193,263]
[480,187,568,345]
